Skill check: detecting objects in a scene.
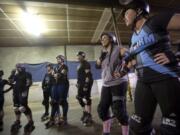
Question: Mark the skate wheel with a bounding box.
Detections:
[11,126,21,134]
[24,126,35,134]
[41,116,49,121]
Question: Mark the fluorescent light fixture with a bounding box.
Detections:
[21,12,46,36]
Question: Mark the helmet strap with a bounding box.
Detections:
[131,9,144,30]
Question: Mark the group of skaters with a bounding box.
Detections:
[0,51,94,134]
[0,0,180,135]
[0,64,35,134]
[41,53,93,128]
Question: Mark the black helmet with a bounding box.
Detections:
[121,0,150,18]
[46,63,53,69]
[16,63,25,69]
[77,51,86,58]
[100,32,117,44]
[56,55,65,62]
[0,70,4,76]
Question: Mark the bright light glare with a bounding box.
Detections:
[21,12,46,36]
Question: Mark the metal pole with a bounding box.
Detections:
[110,7,122,47]
[64,44,67,65]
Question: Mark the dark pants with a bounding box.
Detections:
[42,90,51,114]
[51,83,69,119]
[129,78,180,135]
[60,82,69,119]
[13,88,32,116]
[50,102,60,118]
[76,83,92,107]
[97,82,129,125]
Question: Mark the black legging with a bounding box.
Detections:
[97,82,129,125]
[42,90,50,114]
[129,78,180,135]
[61,82,69,119]
[50,82,69,119]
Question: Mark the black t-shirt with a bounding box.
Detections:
[77,60,93,85]
[14,71,32,91]
[130,12,180,82]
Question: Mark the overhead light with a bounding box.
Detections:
[21,12,46,36]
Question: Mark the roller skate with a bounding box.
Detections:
[24,121,35,135]
[80,111,86,122]
[10,120,21,134]
[41,113,49,121]
[58,116,68,126]
[83,113,93,126]
[45,118,54,129]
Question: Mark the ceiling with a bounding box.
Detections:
[0,0,179,47]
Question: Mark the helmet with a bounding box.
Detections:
[46,63,53,69]
[56,55,65,62]
[16,63,25,72]
[16,63,24,69]
[100,32,117,44]
[121,0,150,18]
[0,70,4,76]
[77,51,86,58]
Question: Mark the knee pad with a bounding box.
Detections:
[85,97,91,105]
[13,107,21,115]
[19,106,26,113]
[97,103,109,121]
[129,114,153,135]
[111,97,128,125]
[23,106,31,115]
[160,117,180,135]
[76,95,85,107]
[112,96,128,125]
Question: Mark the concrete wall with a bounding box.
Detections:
[66,45,97,61]
[94,45,102,59]
[0,45,102,106]
[1,44,177,79]
[0,45,101,79]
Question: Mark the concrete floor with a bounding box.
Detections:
[2,97,162,135]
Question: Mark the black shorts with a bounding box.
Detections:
[13,89,29,107]
[77,84,92,99]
